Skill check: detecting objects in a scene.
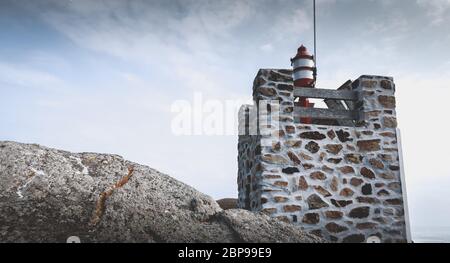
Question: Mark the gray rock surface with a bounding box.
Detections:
[0,141,323,243]
[216,198,238,210]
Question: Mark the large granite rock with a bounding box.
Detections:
[216,198,238,210]
[0,141,323,243]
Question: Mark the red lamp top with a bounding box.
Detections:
[291,45,314,62]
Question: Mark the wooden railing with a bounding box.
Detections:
[294,107,359,120]
[293,87,359,101]
[294,80,361,126]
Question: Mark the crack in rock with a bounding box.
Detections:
[90,166,134,226]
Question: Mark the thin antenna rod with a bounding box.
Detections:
[313,0,317,86]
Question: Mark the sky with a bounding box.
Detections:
[1,0,450,241]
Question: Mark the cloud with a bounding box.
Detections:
[417,0,450,25]
[276,8,311,38]
[21,0,252,59]
[16,0,316,101]
[260,43,274,52]
[16,1,313,62]
[0,62,67,91]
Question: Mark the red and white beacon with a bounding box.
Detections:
[291,44,316,124]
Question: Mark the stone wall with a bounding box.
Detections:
[237,69,408,243]
[237,104,262,211]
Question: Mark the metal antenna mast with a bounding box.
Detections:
[313,0,317,86]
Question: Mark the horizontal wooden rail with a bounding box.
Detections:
[294,87,359,101]
[294,107,359,120]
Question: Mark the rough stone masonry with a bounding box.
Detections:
[237,69,409,243]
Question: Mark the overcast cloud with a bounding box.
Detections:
[1,0,450,241]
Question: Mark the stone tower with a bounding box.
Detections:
[237,69,410,243]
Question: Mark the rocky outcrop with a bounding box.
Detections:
[0,141,322,243]
[216,198,238,210]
